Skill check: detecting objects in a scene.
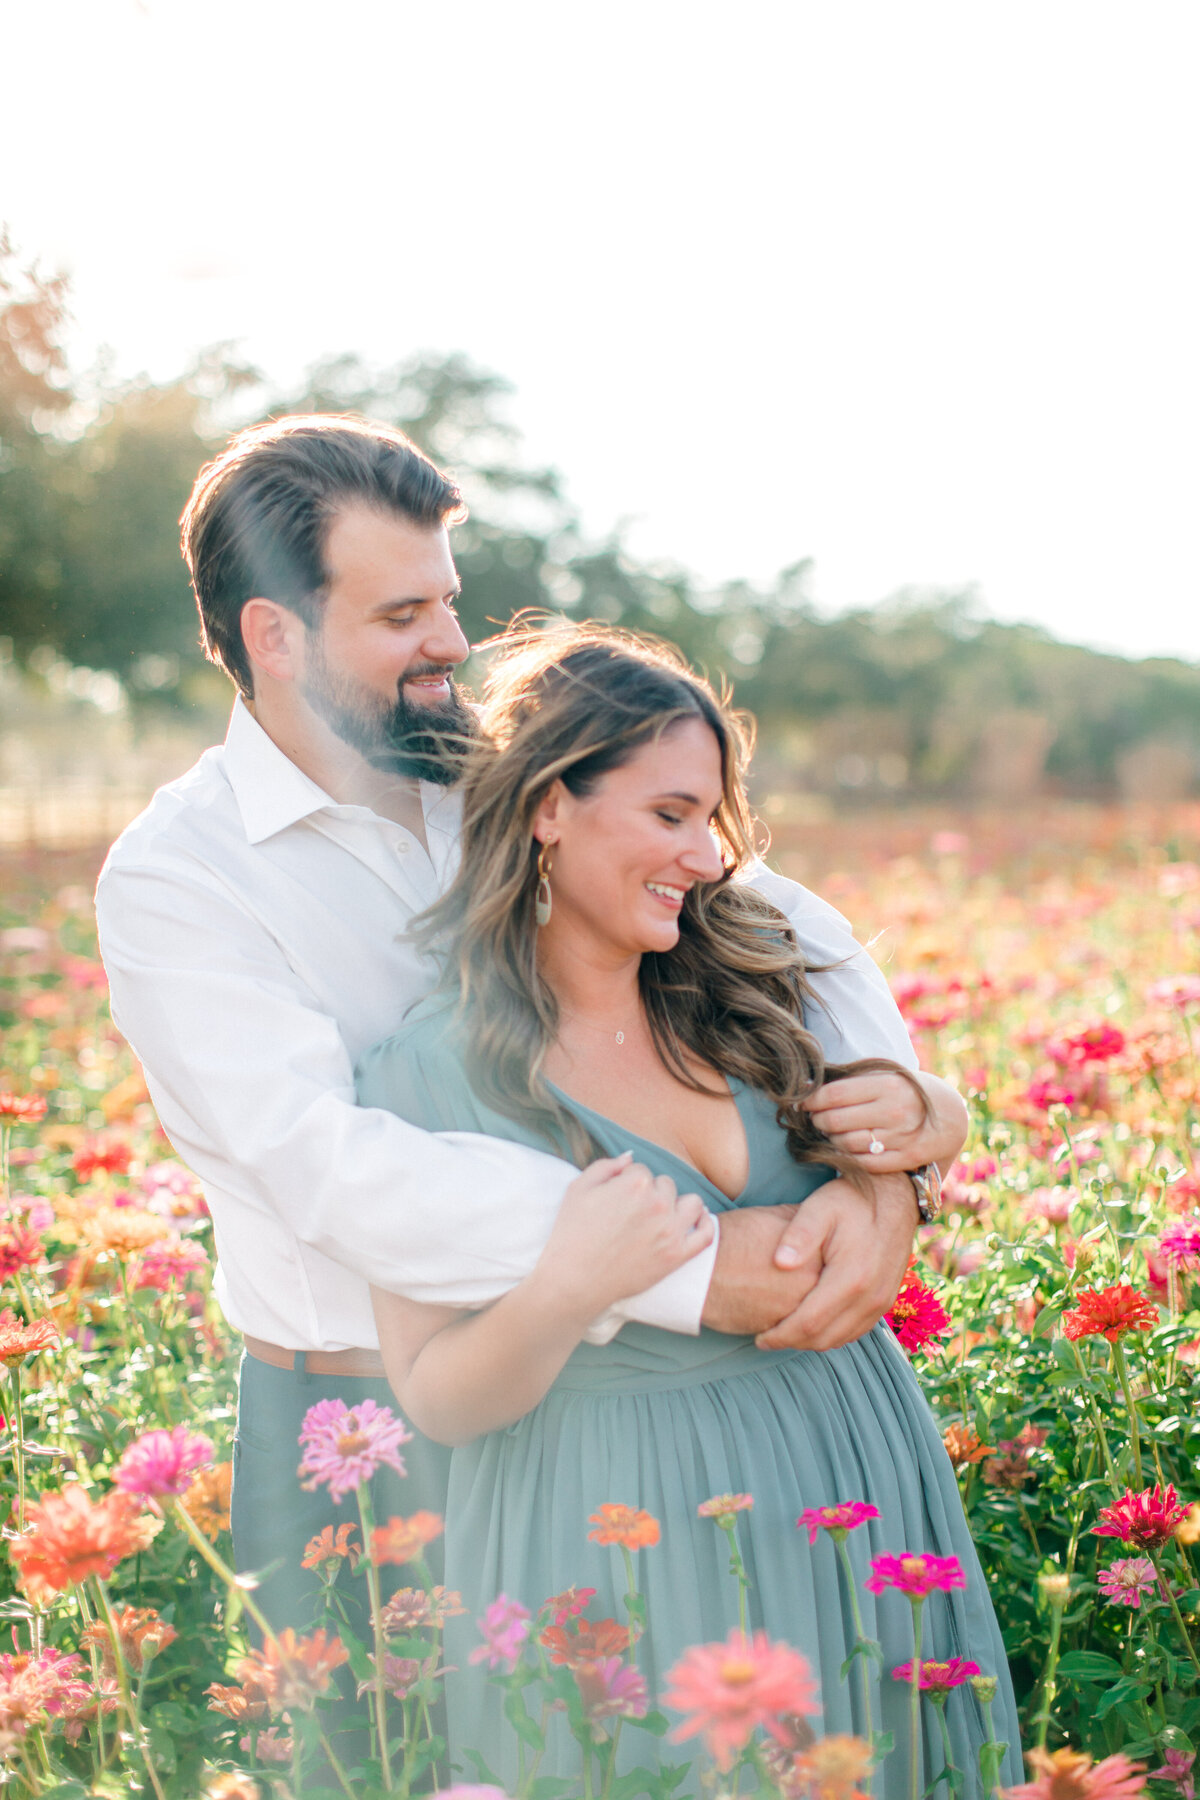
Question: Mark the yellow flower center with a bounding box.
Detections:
[719,1658,757,1687]
[336,1430,371,1457]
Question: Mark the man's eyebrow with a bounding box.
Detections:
[367,584,462,616]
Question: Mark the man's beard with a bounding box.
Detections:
[302,642,478,786]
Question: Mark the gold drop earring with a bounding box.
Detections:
[534,841,554,928]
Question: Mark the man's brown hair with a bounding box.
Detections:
[180,414,465,696]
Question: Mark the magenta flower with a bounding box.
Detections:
[574,1654,649,1722]
[297,1397,411,1505]
[1096,1557,1157,1609]
[1148,1748,1196,1800]
[891,1657,980,1697]
[865,1552,967,1598]
[114,1426,213,1499]
[468,1595,531,1673]
[797,1500,880,1545]
[1091,1483,1189,1550]
[1160,1220,1200,1273]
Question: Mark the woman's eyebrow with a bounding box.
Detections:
[652,790,702,805]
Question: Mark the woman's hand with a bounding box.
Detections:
[801,1071,969,1174]
[529,1152,714,1323]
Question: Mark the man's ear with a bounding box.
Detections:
[240,599,305,684]
[532,780,567,844]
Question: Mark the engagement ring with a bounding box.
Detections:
[868,1134,886,1155]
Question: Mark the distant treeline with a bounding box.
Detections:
[2,234,1198,803]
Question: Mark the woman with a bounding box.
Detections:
[357,627,1021,1794]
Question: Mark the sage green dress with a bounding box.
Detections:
[357,1003,1022,1796]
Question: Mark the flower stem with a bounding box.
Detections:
[908,1597,924,1800]
[356,1479,394,1791]
[1031,1591,1066,1751]
[1109,1338,1143,1488]
[1149,1548,1200,1681]
[318,1727,361,1800]
[833,1534,875,1764]
[94,1576,168,1800]
[722,1518,751,1639]
[933,1697,959,1798]
[170,1497,278,1644]
[9,1364,25,1534]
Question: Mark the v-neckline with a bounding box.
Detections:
[545,1076,755,1208]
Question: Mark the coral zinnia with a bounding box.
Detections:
[664,1629,819,1771]
[297,1396,411,1505]
[1002,1745,1148,1800]
[81,1604,177,1675]
[797,1501,880,1545]
[182,1461,232,1540]
[237,1628,349,1713]
[0,1309,58,1368]
[205,1675,271,1722]
[115,1426,214,1499]
[1061,1285,1159,1342]
[371,1510,444,1566]
[587,1503,661,1549]
[378,1586,465,1633]
[698,1493,754,1523]
[891,1657,980,1697]
[886,1272,950,1353]
[788,1733,875,1800]
[540,1617,632,1666]
[1091,1483,1190,1549]
[10,1485,153,1601]
[942,1424,995,1468]
[0,1093,47,1126]
[864,1552,967,1598]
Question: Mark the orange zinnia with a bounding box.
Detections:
[10,1486,154,1601]
[205,1675,271,1722]
[0,1309,59,1368]
[238,1628,349,1713]
[540,1617,632,1666]
[370,1511,444,1566]
[587,1503,661,1550]
[80,1208,169,1259]
[942,1423,995,1468]
[301,1522,360,1572]
[81,1604,177,1675]
[182,1462,232,1540]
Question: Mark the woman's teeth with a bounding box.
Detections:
[646,882,686,903]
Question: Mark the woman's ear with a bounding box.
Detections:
[531,780,566,845]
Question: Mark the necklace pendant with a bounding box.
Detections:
[615,1031,625,1045]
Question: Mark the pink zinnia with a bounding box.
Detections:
[891,1658,980,1697]
[1096,1557,1157,1609]
[1147,976,1200,1012]
[469,1595,530,1673]
[1003,1746,1148,1800]
[574,1655,649,1722]
[865,1553,967,1598]
[1160,1220,1200,1273]
[114,1426,213,1499]
[698,1494,754,1523]
[297,1397,411,1505]
[797,1501,880,1545]
[1091,1483,1190,1550]
[663,1629,819,1771]
[132,1237,210,1292]
[1148,1749,1195,1800]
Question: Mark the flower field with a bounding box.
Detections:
[1,805,1199,1800]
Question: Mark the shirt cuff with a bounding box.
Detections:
[581,1213,721,1345]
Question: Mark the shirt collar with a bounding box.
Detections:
[223,696,338,845]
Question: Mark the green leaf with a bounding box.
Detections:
[637,1709,671,1737]
[1033,1304,1063,1338]
[462,1747,506,1787]
[1056,1651,1125,1682]
[503,1688,546,1751]
[1095,1676,1152,1720]
[873,1731,896,1757]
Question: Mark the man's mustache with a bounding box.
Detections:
[399,662,458,687]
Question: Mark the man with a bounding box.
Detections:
[96,414,964,1632]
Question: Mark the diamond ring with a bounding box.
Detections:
[868,1135,886,1156]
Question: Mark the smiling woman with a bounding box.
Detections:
[356,622,1022,1794]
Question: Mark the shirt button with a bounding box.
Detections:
[395,840,410,853]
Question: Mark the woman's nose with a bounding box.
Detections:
[680,825,726,881]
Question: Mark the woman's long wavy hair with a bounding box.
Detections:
[412,622,925,1173]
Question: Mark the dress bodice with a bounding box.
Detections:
[356,999,837,1394]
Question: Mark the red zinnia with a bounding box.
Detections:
[797,1501,880,1545]
[1061,1285,1159,1342]
[540,1617,632,1666]
[886,1272,950,1354]
[72,1140,132,1182]
[0,1224,44,1281]
[1091,1483,1190,1550]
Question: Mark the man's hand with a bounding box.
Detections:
[700,1205,812,1336]
[754,1172,919,1351]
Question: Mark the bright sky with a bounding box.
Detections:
[5,0,1199,661]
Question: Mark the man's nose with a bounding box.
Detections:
[422,599,470,667]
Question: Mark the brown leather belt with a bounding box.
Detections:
[243,1334,387,1380]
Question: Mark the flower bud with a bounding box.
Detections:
[1038,1571,1071,1609]
[1174,1502,1200,1546]
[1071,1241,1097,1273]
[969,1674,998,1703]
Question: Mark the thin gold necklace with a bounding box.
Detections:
[558,1009,632,1047]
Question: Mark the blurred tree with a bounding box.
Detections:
[0,231,73,652]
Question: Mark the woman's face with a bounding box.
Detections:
[534,716,728,960]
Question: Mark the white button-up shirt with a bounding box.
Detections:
[95,697,916,1351]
